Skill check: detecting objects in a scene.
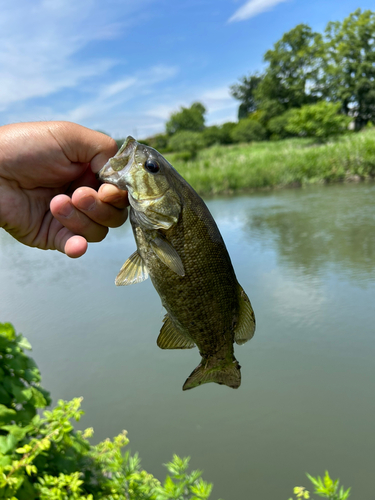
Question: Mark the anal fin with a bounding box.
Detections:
[234,284,255,345]
[115,251,149,286]
[157,315,195,349]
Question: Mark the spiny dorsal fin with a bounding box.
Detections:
[183,359,241,391]
[157,315,195,349]
[115,251,149,286]
[234,284,256,345]
[150,237,185,276]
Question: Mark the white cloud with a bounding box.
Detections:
[0,0,149,110]
[228,0,290,22]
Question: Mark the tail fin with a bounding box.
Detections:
[182,359,241,391]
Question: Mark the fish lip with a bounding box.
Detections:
[97,135,137,189]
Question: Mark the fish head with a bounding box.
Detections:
[98,136,182,230]
[98,136,174,202]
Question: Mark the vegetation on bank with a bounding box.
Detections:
[164,128,375,195]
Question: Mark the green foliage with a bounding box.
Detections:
[217,122,236,144]
[168,131,205,159]
[231,118,267,143]
[202,126,222,147]
[166,102,206,135]
[267,110,295,139]
[142,134,170,153]
[166,128,375,194]
[230,74,263,119]
[231,9,375,131]
[0,323,218,500]
[285,102,351,140]
[324,9,375,129]
[288,471,351,500]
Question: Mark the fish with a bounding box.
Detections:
[98,136,255,390]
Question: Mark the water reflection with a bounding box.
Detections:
[246,183,375,282]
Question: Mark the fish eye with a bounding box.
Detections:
[144,159,160,174]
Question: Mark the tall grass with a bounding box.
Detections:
[166,129,375,195]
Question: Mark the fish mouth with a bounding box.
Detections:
[97,136,137,190]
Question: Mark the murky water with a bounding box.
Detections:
[1,183,374,499]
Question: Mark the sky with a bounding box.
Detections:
[0,0,374,139]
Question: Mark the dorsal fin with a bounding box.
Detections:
[115,251,149,286]
[157,315,195,349]
[234,284,256,345]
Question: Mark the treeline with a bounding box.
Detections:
[116,9,375,157]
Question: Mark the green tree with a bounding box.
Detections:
[257,24,324,110]
[230,74,263,119]
[324,9,375,129]
[166,102,206,135]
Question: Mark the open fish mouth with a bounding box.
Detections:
[97,136,137,189]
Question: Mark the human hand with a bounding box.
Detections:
[0,121,129,258]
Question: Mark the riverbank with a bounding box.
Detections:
[166,129,375,195]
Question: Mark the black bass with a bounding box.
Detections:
[98,137,255,390]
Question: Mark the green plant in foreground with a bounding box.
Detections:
[289,471,351,500]
[0,323,217,499]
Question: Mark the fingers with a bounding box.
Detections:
[72,186,128,227]
[50,193,109,244]
[50,185,128,257]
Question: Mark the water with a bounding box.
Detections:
[1,182,374,499]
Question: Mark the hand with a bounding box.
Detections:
[0,121,129,258]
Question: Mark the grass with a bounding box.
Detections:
[165,129,375,195]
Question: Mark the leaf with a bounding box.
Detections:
[0,433,18,454]
[0,404,17,426]
[17,336,32,351]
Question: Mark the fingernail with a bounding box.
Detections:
[58,203,74,218]
[78,196,96,211]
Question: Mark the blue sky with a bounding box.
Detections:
[0,0,374,139]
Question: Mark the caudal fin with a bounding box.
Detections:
[182,359,241,391]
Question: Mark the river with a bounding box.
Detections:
[1,182,374,499]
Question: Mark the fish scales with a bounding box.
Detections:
[98,136,255,390]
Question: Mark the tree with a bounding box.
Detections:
[323,9,375,129]
[231,25,325,122]
[230,74,263,119]
[257,24,324,110]
[166,102,206,135]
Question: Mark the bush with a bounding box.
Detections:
[231,118,267,143]
[0,323,217,500]
[267,110,295,140]
[168,131,205,158]
[285,102,351,141]
[202,126,222,147]
[142,133,170,152]
[218,122,237,144]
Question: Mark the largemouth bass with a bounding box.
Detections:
[98,137,255,390]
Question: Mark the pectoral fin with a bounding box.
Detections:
[234,284,256,345]
[115,251,149,286]
[157,315,195,349]
[150,237,185,276]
